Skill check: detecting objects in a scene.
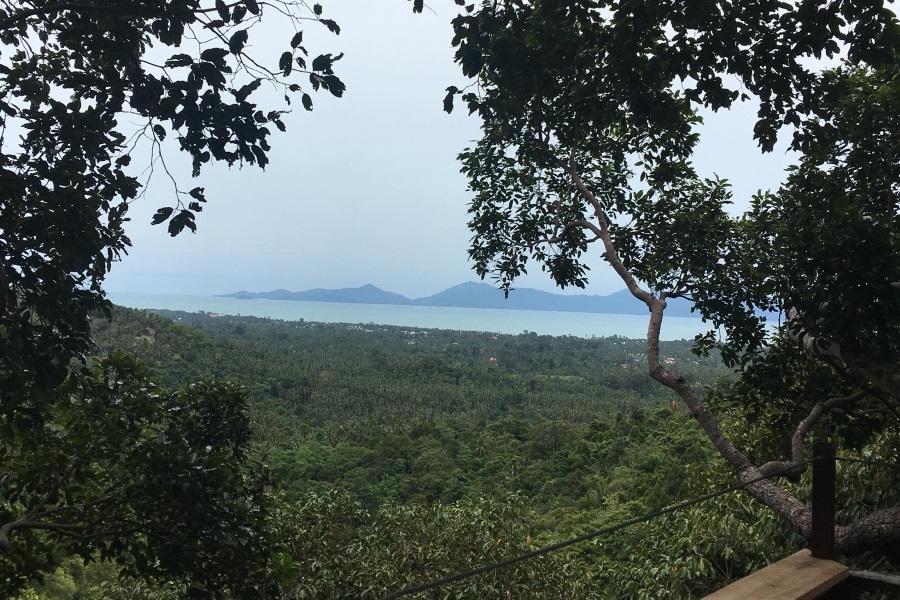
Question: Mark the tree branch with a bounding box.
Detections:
[759,391,867,480]
[565,148,652,306]
[785,307,844,361]
[836,507,900,555]
[563,151,819,542]
[534,219,601,247]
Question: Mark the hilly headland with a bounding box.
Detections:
[219,281,698,318]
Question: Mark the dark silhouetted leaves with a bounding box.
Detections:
[312,53,341,73]
[279,51,293,76]
[229,29,248,54]
[200,47,229,64]
[151,207,174,225]
[233,78,261,102]
[301,93,313,111]
[443,86,458,113]
[168,210,196,236]
[320,19,340,34]
[165,53,193,68]
[215,0,229,22]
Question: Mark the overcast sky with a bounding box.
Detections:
[105,0,796,300]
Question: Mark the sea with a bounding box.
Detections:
[107,292,714,341]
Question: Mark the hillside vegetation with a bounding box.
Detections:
[17,307,897,599]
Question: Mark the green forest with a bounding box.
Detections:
[4,0,900,598]
[9,307,898,599]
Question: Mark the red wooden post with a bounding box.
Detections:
[811,441,837,559]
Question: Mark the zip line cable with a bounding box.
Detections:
[379,458,819,600]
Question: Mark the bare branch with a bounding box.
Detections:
[760,391,868,480]
[565,148,652,305]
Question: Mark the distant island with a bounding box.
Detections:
[218,282,699,318]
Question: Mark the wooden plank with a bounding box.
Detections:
[703,550,849,600]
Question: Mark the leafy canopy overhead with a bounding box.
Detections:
[0,0,350,399]
[0,0,383,594]
[448,0,900,556]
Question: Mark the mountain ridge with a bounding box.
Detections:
[219,282,699,318]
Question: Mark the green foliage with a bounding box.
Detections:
[605,485,804,599]
[604,428,900,599]
[449,0,900,365]
[28,306,899,596]
[1,354,276,599]
[0,0,383,591]
[0,0,349,401]
[449,0,900,559]
[88,308,724,513]
[14,556,182,600]
[273,491,601,599]
[82,308,734,595]
[90,307,725,426]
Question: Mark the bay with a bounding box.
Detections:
[107,292,712,340]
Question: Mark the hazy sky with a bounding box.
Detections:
[105,0,796,300]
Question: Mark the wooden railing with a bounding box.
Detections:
[701,442,900,600]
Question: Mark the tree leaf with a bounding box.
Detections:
[165,54,193,68]
[279,51,293,76]
[151,207,174,225]
[443,86,458,114]
[244,0,260,15]
[320,19,340,35]
[322,75,345,97]
[301,93,313,111]
[234,78,261,102]
[216,0,230,22]
[229,30,248,54]
[200,47,229,64]
[311,54,332,72]
[168,210,196,236]
[251,145,268,167]
[290,31,303,49]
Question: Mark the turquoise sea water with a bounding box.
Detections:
[107,292,713,341]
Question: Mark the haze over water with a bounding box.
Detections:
[108,292,711,341]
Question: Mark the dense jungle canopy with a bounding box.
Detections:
[1,0,899,597]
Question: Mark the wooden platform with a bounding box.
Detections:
[702,550,849,600]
